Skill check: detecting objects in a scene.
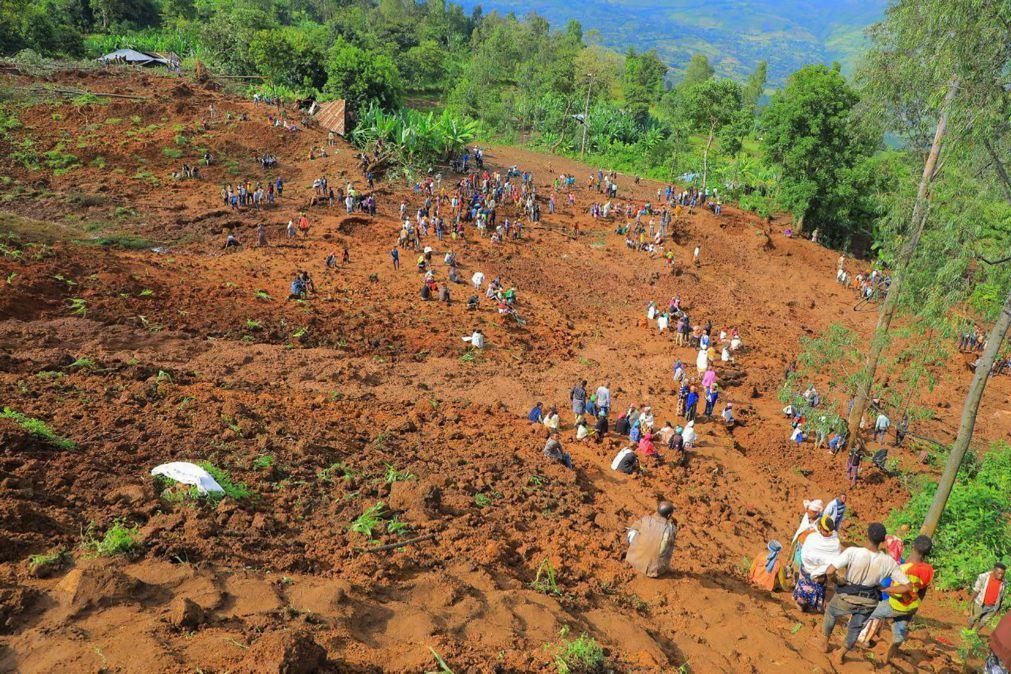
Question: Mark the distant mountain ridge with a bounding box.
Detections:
[460,0,887,84]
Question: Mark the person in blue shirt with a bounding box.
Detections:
[685,386,699,422]
[704,385,719,417]
[527,402,544,423]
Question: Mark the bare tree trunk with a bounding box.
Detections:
[702,121,715,192]
[984,140,1011,202]
[579,75,593,159]
[921,289,1011,536]
[844,80,959,451]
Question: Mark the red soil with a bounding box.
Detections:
[0,68,1008,673]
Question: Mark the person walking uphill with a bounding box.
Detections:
[821,523,912,665]
[626,501,677,578]
[970,562,1008,631]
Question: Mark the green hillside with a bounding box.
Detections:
[458,0,887,82]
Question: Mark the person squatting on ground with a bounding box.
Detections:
[625,501,677,578]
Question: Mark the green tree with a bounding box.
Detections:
[682,53,713,86]
[403,39,447,91]
[742,60,767,115]
[679,77,744,190]
[0,0,84,56]
[323,37,402,112]
[248,25,327,91]
[759,64,875,241]
[622,48,667,126]
[90,0,161,30]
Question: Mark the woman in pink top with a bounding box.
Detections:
[701,365,717,390]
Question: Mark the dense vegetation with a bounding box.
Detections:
[889,442,1011,589]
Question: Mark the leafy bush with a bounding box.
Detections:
[350,106,479,169]
[0,407,75,449]
[888,441,1011,589]
[84,519,140,556]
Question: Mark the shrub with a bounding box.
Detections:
[84,519,140,556]
[888,441,1011,589]
[0,407,75,449]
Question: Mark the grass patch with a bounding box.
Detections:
[162,147,184,159]
[83,519,140,556]
[196,461,252,500]
[0,407,75,449]
[28,550,66,572]
[85,234,153,249]
[69,357,96,369]
[252,454,275,470]
[350,501,386,540]
[384,463,414,483]
[532,558,562,596]
[132,169,161,186]
[317,462,356,483]
[552,627,607,674]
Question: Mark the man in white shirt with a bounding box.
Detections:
[821,523,911,665]
[874,412,891,442]
[595,383,611,417]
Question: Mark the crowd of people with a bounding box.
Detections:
[202,109,1009,669]
[749,495,1007,666]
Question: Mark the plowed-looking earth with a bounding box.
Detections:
[1,68,1007,673]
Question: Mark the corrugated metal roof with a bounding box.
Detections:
[314,99,347,136]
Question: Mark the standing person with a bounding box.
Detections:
[685,386,699,423]
[794,515,841,612]
[570,380,587,424]
[846,447,863,487]
[256,223,268,247]
[895,415,909,447]
[625,501,677,578]
[390,247,400,270]
[970,563,1008,631]
[861,535,935,664]
[704,384,719,417]
[821,523,912,665]
[693,245,700,266]
[874,411,891,442]
[824,493,847,532]
[595,382,611,417]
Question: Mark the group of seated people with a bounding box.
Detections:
[289,270,316,299]
[172,164,202,180]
